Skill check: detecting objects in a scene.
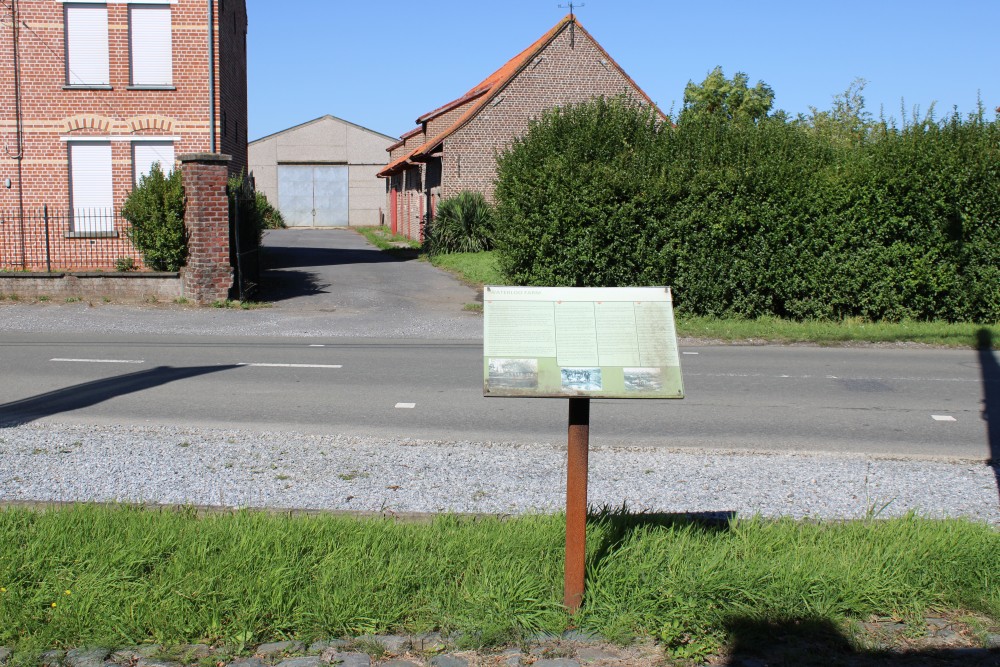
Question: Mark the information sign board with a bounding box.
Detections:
[483,286,684,398]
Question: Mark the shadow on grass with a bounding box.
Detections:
[977,329,1000,505]
[586,506,736,571]
[0,365,241,427]
[724,617,998,666]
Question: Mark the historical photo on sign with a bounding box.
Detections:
[624,367,664,392]
[561,367,603,392]
[487,358,539,389]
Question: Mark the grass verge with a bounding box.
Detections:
[355,226,421,254]
[413,250,1000,348]
[0,505,996,663]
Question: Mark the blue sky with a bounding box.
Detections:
[246,0,998,141]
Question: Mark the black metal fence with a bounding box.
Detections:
[0,207,142,272]
[229,176,260,301]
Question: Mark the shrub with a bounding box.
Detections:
[424,191,496,255]
[121,163,186,271]
[114,256,136,272]
[255,191,285,229]
[494,96,666,286]
[493,96,1000,322]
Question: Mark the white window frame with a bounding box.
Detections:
[64,3,110,87]
[68,141,115,234]
[128,4,173,87]
[132,141,175,184]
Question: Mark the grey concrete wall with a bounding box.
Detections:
[248,116,394,227]
[0,273,181,302]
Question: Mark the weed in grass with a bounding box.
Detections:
[174,297,190,305]
[349,637,387,659]
[31,448,46,455]
[37,295,49,302]
[177,442,191,448]
[101,297,110,303]
[64,296,80,303]
[144,295,158,304]
[463,302,483,313]
[9,294,18,301]
[275,475,290,481]
[337,471,369,481]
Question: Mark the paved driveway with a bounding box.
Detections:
[257,227,482,336]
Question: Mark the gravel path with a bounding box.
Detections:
[2,422,997,524]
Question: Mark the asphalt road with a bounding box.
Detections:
[0,332,994,461]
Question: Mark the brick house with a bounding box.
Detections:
[0,0,247,270]
[377,14,661,241]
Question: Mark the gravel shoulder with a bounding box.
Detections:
[2,421,997,525]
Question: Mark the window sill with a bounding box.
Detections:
[64,231,119,239]
[127,85,176,91]
[62,85,113,90]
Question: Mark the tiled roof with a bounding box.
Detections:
[378,15,661,178]
[386,126,424,152]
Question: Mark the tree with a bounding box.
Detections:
[682,66,774,122]
[802,77,874,146]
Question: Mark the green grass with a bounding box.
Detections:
[412,249,1000,348]
[428,250,506,287]
[0,505,996,663]
[677,315,1000,349]
[355,226,421,252]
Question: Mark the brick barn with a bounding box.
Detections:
[377,14,662,242]
[0,0,247,270]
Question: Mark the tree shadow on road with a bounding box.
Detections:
[977,328,1000,504]
[0,365,241,427]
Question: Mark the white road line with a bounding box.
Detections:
[308,344,325,347]
[931,415,957,422]
[51,358,145,364]
[682,352,699,355]
[395,402,416,409]
[237,363,342,369]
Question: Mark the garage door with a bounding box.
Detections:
[277,165,348,227]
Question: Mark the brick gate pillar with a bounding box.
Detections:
[178,153,232,304]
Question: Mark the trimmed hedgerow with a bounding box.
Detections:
[493,98,1000,322]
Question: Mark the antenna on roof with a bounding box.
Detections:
[558,2,584,19]
[557,2,584,48]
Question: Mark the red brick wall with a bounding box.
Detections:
[0,0,246,270]
[442,24,651,201]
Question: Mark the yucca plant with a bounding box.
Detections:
[424,191,495,255]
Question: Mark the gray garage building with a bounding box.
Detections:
[248,115,395,227]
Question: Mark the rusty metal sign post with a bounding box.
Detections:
[483,286,684,611]
[564,396,590,610]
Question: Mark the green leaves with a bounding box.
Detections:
[121,163,187,272]
[493,96,1000,323]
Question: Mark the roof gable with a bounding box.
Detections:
[378,15,662,177]
[250,114,397,145]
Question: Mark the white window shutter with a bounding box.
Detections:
[130,6,173,86]
[69,142,114,233]
[66,5,109,86]
[133,142,175,183]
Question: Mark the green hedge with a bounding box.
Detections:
[493,98,1000,322]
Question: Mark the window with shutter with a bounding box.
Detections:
[132,142,175,183]
[129,5,172,86]
[69,142,114,233]
[65,4,109,86]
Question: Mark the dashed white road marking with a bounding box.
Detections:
[931,415,957,422]
[395,402,416,409]
[51,358,144,364]
[682,352,699,355]
[237,363,342,369]
[308,344,325,347]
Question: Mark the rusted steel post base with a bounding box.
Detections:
[564,397,590,611]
